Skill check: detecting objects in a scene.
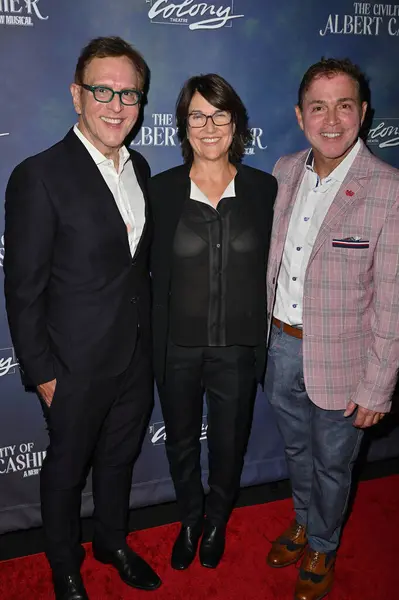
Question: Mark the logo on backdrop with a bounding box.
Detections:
[0,441,46,477]
[0,347,19,377]
[245,128,268,155]
[149,416,208,445]
[0,234,4,268]
[367,118,399,148]
[131,112,267,155]
[131,113,177,148]
[0,0,49,27]
[146,0,244,30]
[319,3,399,36]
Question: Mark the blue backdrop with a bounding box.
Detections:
[1,0,398,533]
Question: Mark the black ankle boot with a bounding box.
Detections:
[53,572,89,600]
[199,521,226,568]
[171,523,203,570]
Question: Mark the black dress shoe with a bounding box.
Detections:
[171,523,203,570]
[53,572,89,600]
[199,523,226,568]
[92,545,161,591]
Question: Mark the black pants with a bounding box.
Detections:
[40,335,153,575]
[158,343,257,527]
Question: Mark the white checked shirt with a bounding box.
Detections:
[274,139,361,326]
[73,125,145,257]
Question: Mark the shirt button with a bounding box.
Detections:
[293,304,297,308]
[292,277,297,281]
[216,243,221,248]
[296,247,301,251]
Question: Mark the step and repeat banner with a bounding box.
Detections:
[0,0,398,533]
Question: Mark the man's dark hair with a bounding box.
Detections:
[74,36,148,90]
[297,58,369,110]
[175,73,252,164]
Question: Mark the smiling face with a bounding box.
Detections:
[187,92,234,163]
[295,73,367,177]
[70,55,141,158]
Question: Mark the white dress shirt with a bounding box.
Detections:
[274,139,361,326]
[73,125,145,257]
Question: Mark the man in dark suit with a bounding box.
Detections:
[4,36,161,600]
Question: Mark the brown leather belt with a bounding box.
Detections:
[272,317,303,340]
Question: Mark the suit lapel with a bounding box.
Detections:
[307,140,371,267]
[163,164,191,252]
[63,129,131,256]
[307,179,365,265]
[234,164,260,230]
[130,152,150,260]
[272,157,305,268]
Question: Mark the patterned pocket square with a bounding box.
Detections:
[332,237,369,249]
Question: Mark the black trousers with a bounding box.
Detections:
[158,343,257,527]
[40,334,153,575]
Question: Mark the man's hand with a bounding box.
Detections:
[344,400,386,428]
[37,378,57,407]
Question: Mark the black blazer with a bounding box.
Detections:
[4,129,152,386]
[149,162,277,384]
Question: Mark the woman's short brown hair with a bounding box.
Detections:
[175,73,252,164]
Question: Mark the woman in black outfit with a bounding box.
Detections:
[149,73,277,570]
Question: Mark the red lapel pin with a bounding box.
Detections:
[345,189,354,197]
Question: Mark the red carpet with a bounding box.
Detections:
[1,475,398,599]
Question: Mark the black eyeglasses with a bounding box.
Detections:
[80,84,142,106]
[188,111,232,128]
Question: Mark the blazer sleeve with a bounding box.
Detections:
[3,161,57,386]
[351,193,399,413]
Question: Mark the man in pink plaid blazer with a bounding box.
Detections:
[265,58,399,600]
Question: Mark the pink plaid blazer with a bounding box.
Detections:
[267,139,399,412]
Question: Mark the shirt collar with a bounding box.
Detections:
[305,138,361,184]
[190,178,236,206]
[73,124,130,170]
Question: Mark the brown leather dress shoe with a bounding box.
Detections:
[267,520,307,567]
[294,549,335,600]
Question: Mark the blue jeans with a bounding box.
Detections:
[265,324,364,553]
